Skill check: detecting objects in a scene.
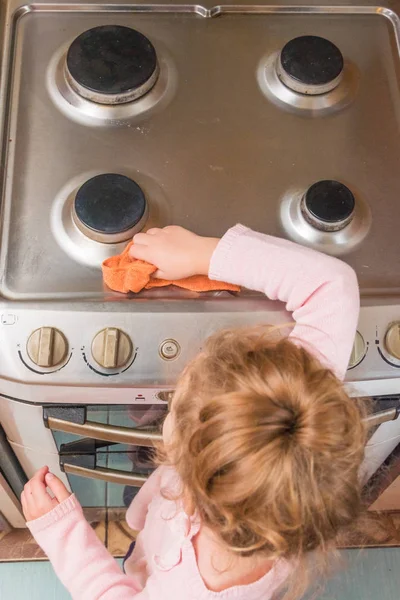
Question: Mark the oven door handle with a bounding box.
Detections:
[47,416,162,447]
[365,406,400,428]
[60,410,400,487]
[62,463,148,487]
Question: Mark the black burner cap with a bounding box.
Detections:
[305,180,355,223]
[75,174,146,235]
[66,25,157,95]
[280,36,344,86]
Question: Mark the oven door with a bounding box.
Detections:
[44,395,400,505]
[363,396,400,481]
[44,404,166,509]
[2,392,399,520]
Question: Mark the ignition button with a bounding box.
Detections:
[159,339,180,360]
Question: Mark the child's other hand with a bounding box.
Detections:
[129,226,219,280]
[21,466,71,521]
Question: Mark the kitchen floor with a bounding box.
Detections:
[0,549,399,600]
[1,509,400,562]
[0,510,399,599]
[0,508,133,561]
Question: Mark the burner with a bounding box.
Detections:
[66,25,159,104]
[73,174,148,243]
[301,180,355,232]
[277,36,344,95]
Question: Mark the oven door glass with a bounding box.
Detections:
[51,404,166,508]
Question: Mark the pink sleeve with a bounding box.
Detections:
[126,466,165,531]
[209,225,359,380]
[27,495,148,599]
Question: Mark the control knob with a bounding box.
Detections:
[348,330,366,369]
[91,328,132,369]
[27,327,68,368]
[385,322,400,360]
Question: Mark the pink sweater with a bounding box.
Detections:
[27,225,359,599]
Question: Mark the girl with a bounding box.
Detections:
[22,224,367,600]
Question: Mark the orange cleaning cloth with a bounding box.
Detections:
[102,241,240,294]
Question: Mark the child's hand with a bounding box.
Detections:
[21,466,71,521]
[130,226,219,280]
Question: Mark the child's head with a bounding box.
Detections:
[161,326,367,565]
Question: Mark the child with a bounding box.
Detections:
[22,224,367,600]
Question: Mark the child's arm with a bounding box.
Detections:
[131,225,359,379]
[22,468,151,599]
[126,466,166,530]
[208,225,359,379]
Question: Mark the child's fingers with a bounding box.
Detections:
[20,491,30,520]
[45,473,71,503]
[132,232,150,246]
[21,490,36,521]
[31,466,49,482]
[129,244,151,261]
[25,468,52,502]
[153,269,167,280]
[22,467,68,520]
[28,474,49,498]
[23,482,51,518]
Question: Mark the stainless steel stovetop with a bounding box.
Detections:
[1,0,400,401]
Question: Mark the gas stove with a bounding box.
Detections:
[2,0,400,512]
[1,0,400,401]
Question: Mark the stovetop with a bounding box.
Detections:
[2,1,400,397]
[1,1,400,302]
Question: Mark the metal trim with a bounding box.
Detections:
[47,416,163,446]
[365,407,400,428]
[63,463,148,487]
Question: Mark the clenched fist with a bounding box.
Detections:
[21,466,71,521]
[130,226,219,280]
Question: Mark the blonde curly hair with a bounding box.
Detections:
[158,325,368,597]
